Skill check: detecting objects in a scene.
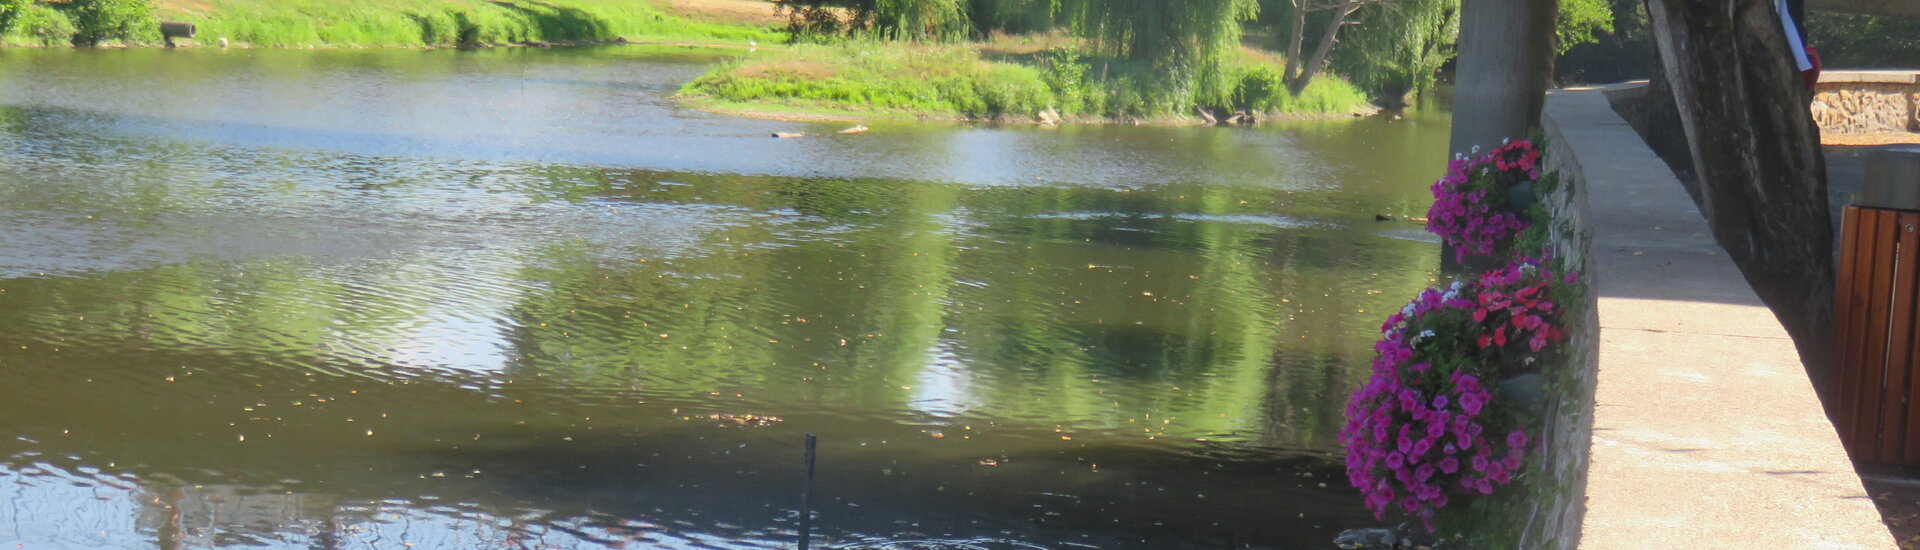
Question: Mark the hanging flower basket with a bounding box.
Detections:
[1341,256,1574,530]
[1426,140,1545,262]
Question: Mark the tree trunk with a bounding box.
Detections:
[1644,0,1837,398]
[1286,3,1359,94]
[1283,0,1306,83]
[1447,0,1557,156]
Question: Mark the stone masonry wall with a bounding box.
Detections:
[1811,75,1920,135]
[1514,110,1601,550]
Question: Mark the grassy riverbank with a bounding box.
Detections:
[679,42,1373,122]
[1,0,783,48]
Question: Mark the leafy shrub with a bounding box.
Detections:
[1233,63,1289,112]
[67,0,155,46]
[1038,48,1097,114]
[0,0,27,37]
[7,3,75,46]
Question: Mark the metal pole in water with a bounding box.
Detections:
[800,433,817,550]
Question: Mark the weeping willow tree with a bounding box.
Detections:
[1326,0,1459,105]
[1054,0,1260,107]
[775,0,972,41]
[1291,0,1607,103]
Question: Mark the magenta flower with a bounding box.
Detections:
[1426,140,1543,261]
[1341,255,1575,530]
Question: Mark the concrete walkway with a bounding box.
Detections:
[1543,87,1896,549]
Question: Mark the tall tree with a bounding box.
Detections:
[1642,0,1836,395]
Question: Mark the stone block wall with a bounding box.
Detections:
[1811,72,1920,135]
[1510,107,1601,550]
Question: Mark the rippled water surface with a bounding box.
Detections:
[0,46,1449,549]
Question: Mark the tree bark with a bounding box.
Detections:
[1447,0,1557,157]
[1284,0,1307,83]
[1644,0,1837,397]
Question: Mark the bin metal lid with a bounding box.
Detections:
[1858,145,1920,211]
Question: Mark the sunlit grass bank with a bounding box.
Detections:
[2,0,784,48]
[678,42,1373,122]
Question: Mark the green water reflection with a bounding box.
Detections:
[0,47,1449,549]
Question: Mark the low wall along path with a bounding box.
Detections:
[1813,71,1920,145]
[1541,85,1896,549]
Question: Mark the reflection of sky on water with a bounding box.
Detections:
[0,48,1354,190]
[0,464,146,549]
[383,302,520,375]
[909,343,979,420]
[0,463,768,550]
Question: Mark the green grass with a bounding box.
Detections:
[2,0,784,48]
[679,41,1372,121]
[680,44,1056,118]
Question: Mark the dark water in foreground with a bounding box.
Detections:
[0,46,1448,549]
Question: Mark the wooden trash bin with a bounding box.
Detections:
[1835,145,1920,466]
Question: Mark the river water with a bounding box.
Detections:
[0,46,1448,549]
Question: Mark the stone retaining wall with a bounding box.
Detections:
[1813,71,1920,135]
[1512,104,1601,550]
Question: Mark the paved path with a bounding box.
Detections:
[1544,86,1896,549]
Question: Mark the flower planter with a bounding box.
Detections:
[1342,255,1572,530]
[1506,180,1536,217]
[1428,140,1544,264]
[1496,373,1546,416]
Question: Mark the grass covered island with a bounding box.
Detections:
[678,40,1373,123]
